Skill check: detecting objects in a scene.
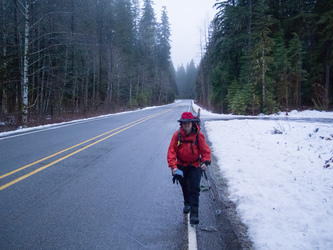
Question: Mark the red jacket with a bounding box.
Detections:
[167,123,211,170]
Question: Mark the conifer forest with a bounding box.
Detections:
[0,0,332,130]
[201,0,332,115]
[0,0,177,129]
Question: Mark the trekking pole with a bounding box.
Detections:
[202,170,211,190]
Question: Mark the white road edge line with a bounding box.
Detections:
[188,214,198,250]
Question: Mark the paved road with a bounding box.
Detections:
[0,100,247,249]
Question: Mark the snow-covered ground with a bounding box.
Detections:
[193,103,333,249]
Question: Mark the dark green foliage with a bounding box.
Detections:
[200,0,332,114]
[0,0,177,129]
[209,62,229,113]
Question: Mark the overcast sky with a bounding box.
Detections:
[152,0,218,69]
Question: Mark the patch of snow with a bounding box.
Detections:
[197,103,333,249]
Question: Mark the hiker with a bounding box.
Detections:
[167,111,211,224]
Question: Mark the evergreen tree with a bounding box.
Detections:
[176,65,186,98]
[139,0,157,65]
[311,0,333,109]
[250,0,275,112]
[137,0,157,105]
[157,6,171,68]
[271,30,289,109]
[156,6,175,103]
[186,60,197,99]
[287,32,305,109]
[114,0,135,55]
[113,0,136,105]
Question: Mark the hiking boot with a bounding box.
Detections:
[190,206,199,224]
[190,215,199,225]
[183,205,191,214]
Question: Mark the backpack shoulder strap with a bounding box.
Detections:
[178,127,200,147]
[195,131,200,146]
[177,129,181,146]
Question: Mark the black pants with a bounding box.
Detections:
[178,165,202,208]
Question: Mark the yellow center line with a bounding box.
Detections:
[0,113,156,180]
[0,107,176,191]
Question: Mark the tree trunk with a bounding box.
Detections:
[297,51,302,108]
[12,0,22,125]
[107,47,112,105]
[84,74,88,112]
[1,0,7,116]
[297,0,303,109]
[129,80,132,106]
[40,56,46,114]
[262,46,265,104]
[93,59,96,108]
[325,42,331,110]
[22,0,30,127]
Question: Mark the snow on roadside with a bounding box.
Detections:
[0,105,163,137]
[193,103,333,249]
[271,110,333,118]
[206,119,333,249]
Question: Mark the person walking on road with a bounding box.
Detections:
[167,111,211,224]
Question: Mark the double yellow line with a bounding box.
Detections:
[0,108,174,191]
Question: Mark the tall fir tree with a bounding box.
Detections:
[250,0,275,112]
[156,6,174,103]
[139,0,157,66]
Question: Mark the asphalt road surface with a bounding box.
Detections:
[0,100,250,249]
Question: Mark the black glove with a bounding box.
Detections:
[172,169,183,184]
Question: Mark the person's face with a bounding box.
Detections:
[182,121,192,132]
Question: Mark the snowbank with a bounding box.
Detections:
[198,104,333,249]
